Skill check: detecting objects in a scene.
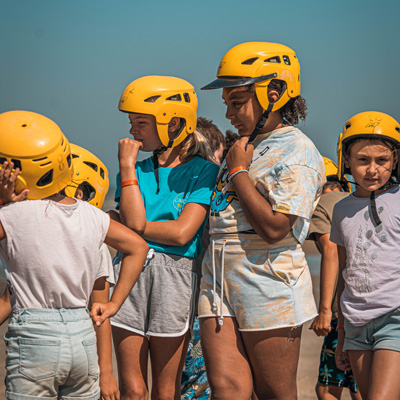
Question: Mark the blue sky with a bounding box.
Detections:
[1,0,400,193]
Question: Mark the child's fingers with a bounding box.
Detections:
[13,189,29,202]
[90,303,106,326]
[2,162,14,181]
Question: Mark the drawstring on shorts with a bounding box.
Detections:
[211,239,226,326]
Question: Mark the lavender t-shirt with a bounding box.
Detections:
[330,185,400,326]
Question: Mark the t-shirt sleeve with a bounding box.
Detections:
[92,206,111,248]
[265,164,324,219]
[308,203,331,240]
[96,243,115,285]
[186,162,219,206]
[330,205,344,246]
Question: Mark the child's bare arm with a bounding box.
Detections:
[143,203,209,246]
[0,289,11,325]
[335,245,351,371]
[226,138,298,244]
[90,219,148,326]
[309,233,337,336]
[118,139,147,233]
[91,277,119,400]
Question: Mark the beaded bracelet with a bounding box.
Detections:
[120,179,138,188]
[337,323,344,329]
[0,199,5,207]
[229,169,248,181]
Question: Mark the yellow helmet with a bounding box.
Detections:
[64,144,109,209]
[323,156,351,192]
[337,111,400,181]
[118,76,198,148]
[0,110,73,200]
[202,42,301,112]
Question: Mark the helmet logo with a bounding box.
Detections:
[57,154,65,171]
[365,121,380,128]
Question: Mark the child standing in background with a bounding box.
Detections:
[0,110,148,400]
[112,76,219,399]
[332,111,400,399]
[308,157,360,400]
[181,117,226,400]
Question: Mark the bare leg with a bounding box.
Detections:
[347,350,373,400]
[112,326,149,400]
[149,332,191,400]
[242,325,302,400]
[316,383,343,399]
[368,349,400,400]
[199,317,253,400]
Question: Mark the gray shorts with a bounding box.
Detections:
[111,250,198,337]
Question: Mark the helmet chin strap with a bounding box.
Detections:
[152,122,186,194]
[248,103,274,144]
[369,178,396,226]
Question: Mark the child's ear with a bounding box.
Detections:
[267,90,280,103]
[344,156,350,169]
[168,117,181,133]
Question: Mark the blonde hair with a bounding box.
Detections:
[179,129,214,162]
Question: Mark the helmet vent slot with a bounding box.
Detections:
[67,154,72,168]
[83,161,98,172]
[33,157,47,162]
[100,168,105,179]
[40,161,51,167]
[265,56,281,63]
[61,137,64,146]
[241,57,258,65]
[144,95,161,103]
[282,55,291,65]
[345,123,351,129]
[11,159,22,170]
[71,154,79,159]
[21,124,27,127]
[166,94,182,102]
[36,170,53,187]
[396,127,400,133]
[183,93,191,103]
[0,157,7,164]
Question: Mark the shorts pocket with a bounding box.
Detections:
[82,338,99,377]
[18,338,60,381]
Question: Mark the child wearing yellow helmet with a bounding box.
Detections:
[0,110,149,400]
[111,76,219,398]
[198,42,326,399]
[331,111,400,399]
[308,157,361,400]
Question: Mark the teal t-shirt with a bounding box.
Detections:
[115,156,219,259]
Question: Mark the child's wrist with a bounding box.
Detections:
[228,166,248,181]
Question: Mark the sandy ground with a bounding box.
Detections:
[0,243,353,399]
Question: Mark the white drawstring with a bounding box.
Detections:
[211,239,226,326]
[211,240,218,313]
[219,241,226,326]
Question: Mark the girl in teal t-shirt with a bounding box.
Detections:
[111,76,219,399]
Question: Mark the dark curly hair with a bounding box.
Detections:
[267,79,307,125]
